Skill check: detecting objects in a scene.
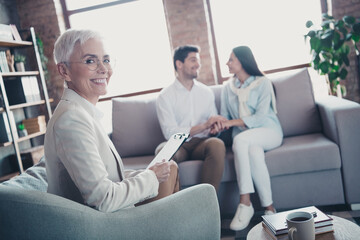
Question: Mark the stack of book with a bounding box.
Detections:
[22,115,46,134]
[261,206,333,240]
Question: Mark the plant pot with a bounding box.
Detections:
[15,62,25,72]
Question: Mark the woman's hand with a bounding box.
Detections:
[149,160,171,183]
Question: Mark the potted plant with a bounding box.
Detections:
[305,13,360,97]
[14,54,26,72]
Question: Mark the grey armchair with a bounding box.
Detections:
[0,158,220,240]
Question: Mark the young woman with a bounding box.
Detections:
[220,46,283,231]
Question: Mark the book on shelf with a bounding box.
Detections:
[261,206,333,236]
[0,50,10,73]
[22,115,46,134]
[0,112,13,143]
[9,24,22,41]
[0,24,14,41]
[4,76,41,104]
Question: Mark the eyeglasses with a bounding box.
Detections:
[65,57,116,71]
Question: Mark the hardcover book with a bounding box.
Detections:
[262,206,333,236]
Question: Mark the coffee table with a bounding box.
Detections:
[247,215,360,240]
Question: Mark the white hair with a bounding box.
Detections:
[53,29,102,64]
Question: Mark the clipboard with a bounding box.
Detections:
[147,133,189,169]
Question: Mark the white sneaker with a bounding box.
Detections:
[264,208,277,215]
[229,203,254,231]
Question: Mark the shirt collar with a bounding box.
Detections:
[174,78,197,91]
[234,75,256,88]
[62,88,104,120]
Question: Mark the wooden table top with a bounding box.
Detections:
[247,215,360,240]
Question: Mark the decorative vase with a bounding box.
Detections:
[15,62,25,72]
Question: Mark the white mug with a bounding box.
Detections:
[286,211,315,240]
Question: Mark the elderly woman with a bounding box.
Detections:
[219,46,283,231]
[45,29,179,212]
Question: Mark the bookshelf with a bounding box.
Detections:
[0,27,52,180]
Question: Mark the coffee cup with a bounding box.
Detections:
[286,211,315,240]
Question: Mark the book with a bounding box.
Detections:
[9,24,22,41]
[262,206,333,236]
[4,77,42,105]
[262,222,334,240]
[0,24,14,41]
[22,115,46,134]
[0,112,13,143]
[0,50,10,73]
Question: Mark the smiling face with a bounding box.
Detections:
[177,52,201,80]
[226,52,242,76]
[62,38,112,105]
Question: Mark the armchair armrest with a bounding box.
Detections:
[316,96,360,204]
[0,184,220,240]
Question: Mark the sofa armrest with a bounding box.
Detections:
[0,184,220,240]
[316,96,360,204]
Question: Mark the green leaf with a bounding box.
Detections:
[310,37,322,52]
[343,15,356,25]
[321,37,332,49]
[352,33,360,43]
[307,30,316,38]
[339,68,348,79]
[336,19,345,28]
[328,71,338,81]
[353,23,360,35]
[319,61,330,74]
[306,20,314,28]
[322,13,333,20]
[321,20,331,29]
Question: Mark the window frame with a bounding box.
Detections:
[206,0,325,84]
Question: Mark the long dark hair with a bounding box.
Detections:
[232,46,264,76]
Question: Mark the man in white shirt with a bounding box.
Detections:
[156,45,226,191]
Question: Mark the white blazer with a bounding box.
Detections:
[45,88,159,212]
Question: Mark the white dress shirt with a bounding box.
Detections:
[156,79,218,140]
[45,88,159,212]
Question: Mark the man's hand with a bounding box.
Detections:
[207,115,228,134]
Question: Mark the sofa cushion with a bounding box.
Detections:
[269,68,322,137]
[265,133,341,177]
[112,93,166,157]
[1,157,47,192]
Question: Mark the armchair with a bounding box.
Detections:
[0,158,220,240]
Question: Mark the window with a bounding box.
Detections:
[209,0,322,77]
[64,0,174,98]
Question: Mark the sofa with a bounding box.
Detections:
[111,67,360,216]
[0,158,221,240]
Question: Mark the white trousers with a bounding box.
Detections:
[232,127,282,207]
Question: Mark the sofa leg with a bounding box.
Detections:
[351,204,360,211]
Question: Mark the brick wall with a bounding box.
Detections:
[15,0,63,108]
[12,0,360,104]
[162,0,217,85]
[329,0,360,102]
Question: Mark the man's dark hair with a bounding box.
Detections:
[173,45,200,71]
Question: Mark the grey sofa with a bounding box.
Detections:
[0,158,221,240]
[111,68,360,216]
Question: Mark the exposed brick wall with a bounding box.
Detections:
[329,0,360,102]
[12,0,360,103]
[15,0,63,108]
[163,0,217,85]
